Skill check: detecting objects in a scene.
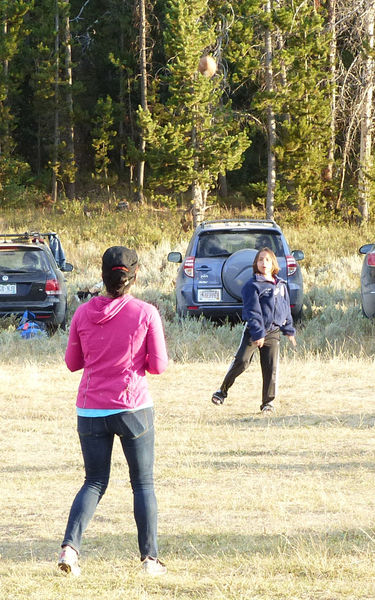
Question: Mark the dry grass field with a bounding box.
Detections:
[1,357,374,600]
[1,207,375,598]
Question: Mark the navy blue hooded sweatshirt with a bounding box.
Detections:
[241,274,295,342]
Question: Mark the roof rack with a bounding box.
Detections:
[200,219,279,229]
[0,231,57,242]
[0,231,67,269]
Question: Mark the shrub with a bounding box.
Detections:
[1,206,375,363]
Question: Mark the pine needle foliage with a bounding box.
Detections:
[253,0,332,210]
[138,0,250,205]
[91,95,118,193]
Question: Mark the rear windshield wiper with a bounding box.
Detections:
[0,267,30,273]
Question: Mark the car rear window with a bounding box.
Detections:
[0,248,50,273]
[196,231,284,258]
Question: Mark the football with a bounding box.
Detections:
[198,55,217,78]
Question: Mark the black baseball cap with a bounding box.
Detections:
[102,246,138,278]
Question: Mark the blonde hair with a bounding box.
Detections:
[253,247,280,276]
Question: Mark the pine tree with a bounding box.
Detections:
[14,0,77,198]
[138,0,250,225]
[252,0,332,213]
[92,95,117,200]
[0,0,31,199]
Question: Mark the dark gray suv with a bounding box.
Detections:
[168,219,304,320]
[0,231,73,333]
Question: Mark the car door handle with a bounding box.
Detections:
[196,265,211,271]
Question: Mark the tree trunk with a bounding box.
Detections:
[128,76,135,188]
[192,181,207,228]
[336,101,361,210]
[52,0,60,203]
[119,24,125,174]
[326,0,336,183]
[136,0,147,203]
[265,0,276,220]
[358,0,375,223]
[64,3,75,200]
[218,172,228,198]
[1,17,8,155]
[190,118,207,226]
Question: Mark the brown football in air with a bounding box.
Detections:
[198,55,217,78]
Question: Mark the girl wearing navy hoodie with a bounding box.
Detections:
[58,247,168,577]
[212,247,296,413]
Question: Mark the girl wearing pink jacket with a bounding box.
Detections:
[58,246,168,577]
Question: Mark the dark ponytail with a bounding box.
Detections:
[102,269,136,298]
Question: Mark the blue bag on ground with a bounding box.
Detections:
[17,311,46,339]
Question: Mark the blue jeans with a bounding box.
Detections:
[62,407,158,559]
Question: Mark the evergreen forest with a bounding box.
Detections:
[1,0,375,224]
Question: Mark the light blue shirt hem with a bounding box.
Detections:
[76,402,154,417]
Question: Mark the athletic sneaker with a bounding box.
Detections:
[211,390,226,405]
[141,556,167,576]
[58,545,81,576]
[260,403,274,414]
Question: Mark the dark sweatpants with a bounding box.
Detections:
[220,326,280,409]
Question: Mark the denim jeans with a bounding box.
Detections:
[62,407,158,559]
[220,326,280,409]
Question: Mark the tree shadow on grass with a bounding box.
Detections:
[1,464,78,474]
[1,527,374,563]
[191,432,375,472]
[193,457,375,473]
[224,412,375,429]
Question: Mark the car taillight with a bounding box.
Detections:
[286,255,298,276]
[45,278,61,295]
[183,256,195,278]
[367,252,375,266]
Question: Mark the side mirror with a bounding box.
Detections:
[359,244,375,255]
[62,262,74,272]
[292,249,304,261]
[168,252,182,263]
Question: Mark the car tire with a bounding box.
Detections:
[361,301,374,318]
[46,320,58,336]
[222,248,258,300]
[60,309,67,331]
[46,306,67,336]
[176,299,186,319]
[292,307,303,322]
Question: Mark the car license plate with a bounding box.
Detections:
[197,288,221,302]
[0,283,16,294]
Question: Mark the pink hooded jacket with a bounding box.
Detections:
[65,294,168,410]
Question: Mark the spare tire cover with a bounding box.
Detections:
[222,248,258,301]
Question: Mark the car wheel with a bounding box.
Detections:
[46,306,67,336]
[176,299,186,319]
[222,248,258,300]
[292,308,303,322]
[361,300,375,318]
[46,320,58,336]
[60,306,68,331]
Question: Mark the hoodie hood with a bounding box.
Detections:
[255,273,286,285]
[85,294,132,324]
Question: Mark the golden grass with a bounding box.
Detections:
[2,206,375,359]
[1,208,375,597]
[1,358,375,599]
